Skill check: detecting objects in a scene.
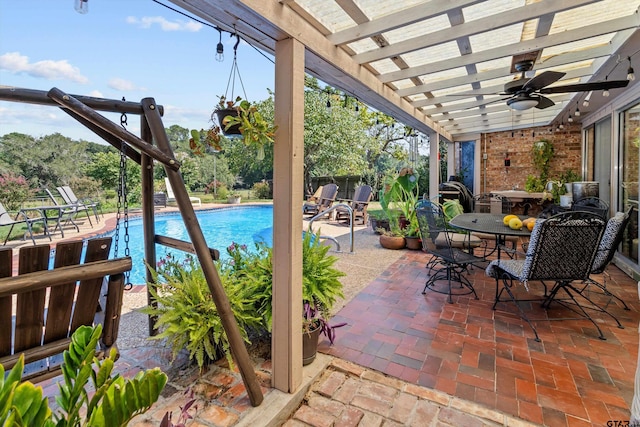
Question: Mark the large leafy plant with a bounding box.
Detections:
[143,254,263,369]
[0,325,166,427]
[379,168,420,236]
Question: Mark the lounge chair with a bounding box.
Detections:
[165,177,202,207]
[335,185,373,225]
[0,202,50,245]
[56,185,100,225]
[303,183,338,218]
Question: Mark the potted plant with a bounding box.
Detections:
[379,167,420,236]
[369,210,389,234]
[227,192,242,204]
[213,95,242,135]
[300,230,346,364]
[377,213,406,250]
[221,98,277,161]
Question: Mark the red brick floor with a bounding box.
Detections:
[320,250,640,427]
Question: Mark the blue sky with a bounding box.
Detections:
[0,0,276,143]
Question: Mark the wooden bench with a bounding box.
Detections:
[0,237,132,382]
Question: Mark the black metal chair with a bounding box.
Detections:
[416,199,485,303]
[576,208,634,316]
[572,196,609,220]
[485,211,606,341]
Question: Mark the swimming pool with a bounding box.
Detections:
[108,205,273,284]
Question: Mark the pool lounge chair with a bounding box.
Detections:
[0,202,50,245]
[303,183,338,218]
[165,177,201,207]
[56,185,101,225]
[335,185,373,225]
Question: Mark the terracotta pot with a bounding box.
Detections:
[302,323,322,366]
[405,236,422,250]
[379,234,405,250]
[215,108,241,135]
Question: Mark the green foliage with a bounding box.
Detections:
[221,99,277,161]
[143,254,263,369]
[559,168,581,183]
[0,355,53,427]
[0,325,166,427]
[301,230,345,315]
[441,199,464,223]
[0,172,32,210]
[145,230,346,365]
[525,174,545,192]
[531,139,554,181]
[379,168,420,236]
[251,181,272,199]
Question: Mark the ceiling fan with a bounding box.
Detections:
[459,60,630,111]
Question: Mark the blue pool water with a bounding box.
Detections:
[107,205,273,284]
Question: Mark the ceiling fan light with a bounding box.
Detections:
[507,97,538,110]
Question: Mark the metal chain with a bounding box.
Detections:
[117,100,132,290]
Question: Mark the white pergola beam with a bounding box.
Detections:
[355,0,599,64]
[328,0,484,45]
[380,14,639,83]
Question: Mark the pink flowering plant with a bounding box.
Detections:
[0,172,32,211]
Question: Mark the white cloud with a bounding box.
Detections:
[126,16,202,32]
[88,90,104,98]
[0,52,88,84]
[107,78,143,91]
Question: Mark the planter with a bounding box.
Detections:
[227,196,241,204]
[215,108,241,135]
[405,236,422,250]
[302,324,322,366]
[379,234,405,250]
[371,218,390,234]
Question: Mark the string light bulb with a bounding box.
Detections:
[603,76,610,97]
[627,56,635,81]
[215,29,224,62]
[568,114,573,122]
[583,91,592,107]
[74,0,88,14]
[575,103,581,117]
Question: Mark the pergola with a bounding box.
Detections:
[165,0,640,394]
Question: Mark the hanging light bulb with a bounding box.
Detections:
[559,121,564,130]
[627,56,635,81]
[575,103,581,117]
[583,91,592,107]
[603,76,610,97]
[568,114,573,123]
[215,29,224,62]
[74,0,88,14]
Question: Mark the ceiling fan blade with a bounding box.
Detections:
[463,96,512,110]
[534,95,555,109]
[539,79,629,94]
[445,91,505,96]
[522,70,565,91]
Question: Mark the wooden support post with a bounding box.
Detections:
[272,37,305,393]
[140,115,157,336]
[140,97,264,407]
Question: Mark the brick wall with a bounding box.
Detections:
[479,123,582,193]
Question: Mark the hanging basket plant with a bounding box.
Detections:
[212,95,242,136]
[209,33,277,160]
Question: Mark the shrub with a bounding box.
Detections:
[251,181,272,199]
[0,173,32,210]
[143,254,264,369]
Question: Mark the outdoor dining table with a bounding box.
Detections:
[448,213,532,260]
